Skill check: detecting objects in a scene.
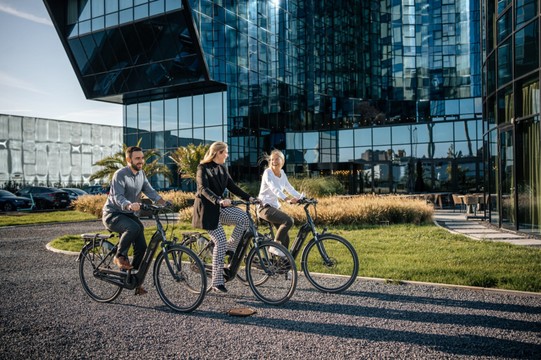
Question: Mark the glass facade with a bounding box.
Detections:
[44,0,483,194]
[482,0,541,235]
[0,114,122,186]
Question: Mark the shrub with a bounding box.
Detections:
[73,191,195,218]
[280,195,433,226]
[73,194,107,218]
[178,194,433,226]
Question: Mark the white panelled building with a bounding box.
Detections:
[0,114,122,187]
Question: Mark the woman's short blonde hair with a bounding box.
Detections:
[260,149,285,169]
[201,141,228,164]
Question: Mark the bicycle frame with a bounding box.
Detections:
[79,205,177,290]
[191,200,275,282]
[222,200,270,281]
[263,199,334,266]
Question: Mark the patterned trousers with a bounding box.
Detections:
[207,206,250,286]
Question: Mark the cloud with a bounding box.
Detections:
[0,71,48,95]
[0,4,52,26]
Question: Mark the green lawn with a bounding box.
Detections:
[45,217,541,293]
[0,210,97,226]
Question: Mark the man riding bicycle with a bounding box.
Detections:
[102,146,167,295]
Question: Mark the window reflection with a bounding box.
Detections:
[515,21,539,78]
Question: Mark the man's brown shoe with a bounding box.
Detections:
[113,255,133,270]
[134,286,148,295]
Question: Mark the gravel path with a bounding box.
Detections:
[1,222,540,359]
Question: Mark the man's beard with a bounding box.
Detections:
[130,163,142,171]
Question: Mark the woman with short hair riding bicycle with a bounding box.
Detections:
[257,149,303,255]
[192,141,258,293]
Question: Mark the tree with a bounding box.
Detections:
[89,141,172,185]
[169,143,209,180]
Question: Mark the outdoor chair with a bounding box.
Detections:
[451,194,465,213]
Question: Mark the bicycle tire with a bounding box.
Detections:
[245,241,297,305]
[301,233,359,293]
[153,245,207,313]
[79,240,123,302]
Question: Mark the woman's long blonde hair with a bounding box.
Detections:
[259,149,285,169]
[201,141,228,164]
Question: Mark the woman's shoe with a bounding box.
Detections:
[212,284,228,293]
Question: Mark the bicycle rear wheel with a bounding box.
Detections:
[79,240,123,302]
[182,234,213,291]
[302,233,359,293]
[245,241,297,305]
[154,245,207,312]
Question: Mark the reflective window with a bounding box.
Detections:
[193,95,204,127]
[303,132,318,149]
[205,126,224,142]
[205,93,223,126]
[354,128,372,147]
[515,20,539,78]
[516,0,537,28]
[179,97,192,129]
[151,100,164,132]
[339,148,354,162]
[286,132,302,150]
[517,77,540,118]
[497,86,514,124]
[497,10,512,42]
[355,147,372,161]
[339,129,354,147]
[164,98,177,131]
[138,102,151,132]
[373,127,391,145]
[497,39,512,86]
[392,125,411,144]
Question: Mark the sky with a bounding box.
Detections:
[0,0,122,126]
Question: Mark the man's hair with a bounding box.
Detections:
[126,146,143,159]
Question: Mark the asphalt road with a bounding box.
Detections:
[1,221,540,359]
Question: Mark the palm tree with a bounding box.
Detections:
[90,142,172,185]
[169,143,209,180]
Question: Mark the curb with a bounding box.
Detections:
[356,276,541,298]
[47,241,541,298]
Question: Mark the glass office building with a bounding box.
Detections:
[482,0,540,235]
[44,0,483,195]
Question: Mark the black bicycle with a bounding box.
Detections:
[182,199,298,306]
[78,204,207,312]
[258,198,359,293]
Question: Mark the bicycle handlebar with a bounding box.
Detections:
[139,202,174,212]
[229,198,261,207]
[297,197,317,205]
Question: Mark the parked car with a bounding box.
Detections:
[0,190,33,212]
[61,188,89,202]
[16,187,71,210]
[82,185,110,195]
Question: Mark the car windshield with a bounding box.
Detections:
[0,190,16,197]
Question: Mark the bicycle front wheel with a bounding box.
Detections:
[302,234,359,293]
[245,241,297,305]
[154,245,207,313]
[79,240,123,302]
